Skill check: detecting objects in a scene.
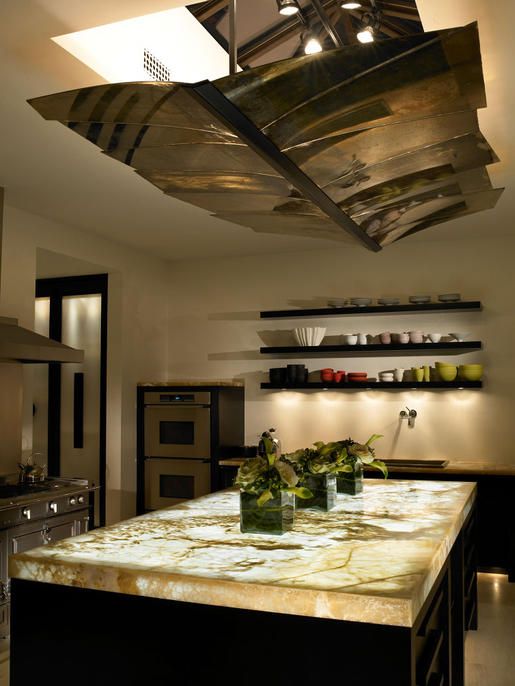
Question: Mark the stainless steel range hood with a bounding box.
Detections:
[28,22,502,250]
[0,316,84,363]
[0,190,83,364]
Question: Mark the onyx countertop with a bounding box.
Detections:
[218,457,515,476]
[9,480,475,628]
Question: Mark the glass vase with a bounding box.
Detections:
[296,473,336,512]
[337,462,364,495]
[240,491,294,535]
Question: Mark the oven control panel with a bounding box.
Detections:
[0,491,90,530]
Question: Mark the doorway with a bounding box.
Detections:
[32,274,108,526]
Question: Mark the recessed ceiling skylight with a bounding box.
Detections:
[52,8,233,84]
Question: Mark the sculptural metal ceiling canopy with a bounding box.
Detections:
[29,22,502,251]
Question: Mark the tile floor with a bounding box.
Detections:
[0,573,512,685]
[465,573,515,686]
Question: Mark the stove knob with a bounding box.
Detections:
[21,507,31,520]
[69,497,77,506]
[77,495,85,505]
[49,502,58,514]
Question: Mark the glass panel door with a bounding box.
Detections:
[32,298,50,457]
[60,295,101,492]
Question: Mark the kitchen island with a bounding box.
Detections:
[9,480,476,685]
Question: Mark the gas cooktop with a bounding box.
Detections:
[0,476,89,503]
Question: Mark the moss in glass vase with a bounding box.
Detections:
[240,490,294,534]
[234,435,312,535]
[296,473,337,512]
[339,434,388,494]
[337,460,363,495]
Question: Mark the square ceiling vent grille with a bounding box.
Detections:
[143,48,171,81]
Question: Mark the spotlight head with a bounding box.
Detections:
[304,35,323,54]
[276,0,300,16]
[357,26,374,43]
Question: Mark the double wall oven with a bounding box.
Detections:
[137,385,244,513]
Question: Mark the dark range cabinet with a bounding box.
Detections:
[366,469,515,581]
[136,384,244,514]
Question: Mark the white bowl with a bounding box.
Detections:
[427,333,442,343]
[438,293,461,302]
[343,334,358,345]
[378,297,400,306]
[328,298,347,308]
[409,295,431,304]
[350,297,372,307]
[294,327,326,347]
[449,332,470,342]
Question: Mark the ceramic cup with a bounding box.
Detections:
[269,367,287,385]
[423,365,430,382]
[343,334,358,345]
[333,370,346,383]
[412,367,424,382]
[427,333,442,343]
[393,368,404,382]
[409,331,424,344]
[321,368,334,382]
[379,332,391,344]
[398,333,410,344]
[357,333,367,345]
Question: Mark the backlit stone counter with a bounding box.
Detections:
[9,479,475,628]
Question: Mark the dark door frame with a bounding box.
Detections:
[35,274,108,526]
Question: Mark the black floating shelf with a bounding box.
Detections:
[261,381,482,390]
[260,342,482,356]
[260,301,482,319]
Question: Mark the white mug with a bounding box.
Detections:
[394,368,405,382]
[357,333,367,345]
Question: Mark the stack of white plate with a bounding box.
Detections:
[293,327,326,347]
[378,372,394,382]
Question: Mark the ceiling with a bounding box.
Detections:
[190,0,423,69]
[0,0,513,262]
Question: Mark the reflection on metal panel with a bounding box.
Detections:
[28,23,502,250]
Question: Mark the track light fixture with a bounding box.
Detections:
[303,30,323,54]
[276,0,300,16]
[357,10,381,43]
[341,2,362,8]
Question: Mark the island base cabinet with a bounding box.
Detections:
[10,542,469,686]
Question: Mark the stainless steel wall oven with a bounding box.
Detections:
[137,385,244,513]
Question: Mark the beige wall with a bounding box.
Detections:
[165,233,514,464]
[0,204,170,522]
[2,201,514,524]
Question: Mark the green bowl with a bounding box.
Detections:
[458,365,483,381]
[438,366,458,382]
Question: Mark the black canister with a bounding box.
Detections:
[269,367,287,385]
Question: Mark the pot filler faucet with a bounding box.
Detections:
[400,407,417,428]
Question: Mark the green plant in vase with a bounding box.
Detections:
[235,437,312,535]
[286,443,351,511]
[337,434,388,495]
